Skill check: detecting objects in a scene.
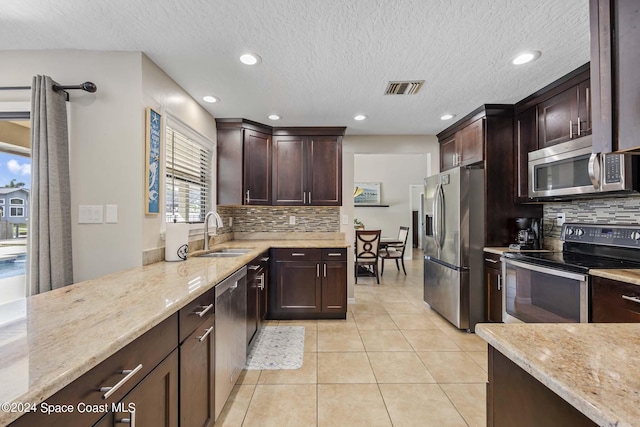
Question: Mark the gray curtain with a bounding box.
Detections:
[28,75,73,295]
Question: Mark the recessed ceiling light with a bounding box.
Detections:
[354,114,367,121]
[268,114,281,120]
[512,51,541,65]
[240,53,261,65]
[440,114,456,121]
[203,95,219,103]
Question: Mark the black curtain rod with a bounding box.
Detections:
[0,81,97,94]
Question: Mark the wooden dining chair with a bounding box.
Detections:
[354,229,381,284]
[380,226,409,275]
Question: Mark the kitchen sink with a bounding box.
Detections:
[195,248,253,258]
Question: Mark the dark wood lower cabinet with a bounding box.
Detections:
[487,346,597,427]
[590,275,640,322]
[179,317,215,427]
[484,253,503,322]
[94,349,179,427]
[269,248,347,319]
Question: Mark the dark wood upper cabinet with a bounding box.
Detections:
[439,119,484,172]
[216,119,272,205]
[590,0,640,153]
[440,136,457,171]
[514,107,538,202]
[272,127,345,206]
[537,87,579,147]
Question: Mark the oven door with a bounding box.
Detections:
[502,259,589,323]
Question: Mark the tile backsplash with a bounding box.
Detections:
[543,196,640,239]
[232,206,340,232]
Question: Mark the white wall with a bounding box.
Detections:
[0,50,217,282]
[340,134,439,300]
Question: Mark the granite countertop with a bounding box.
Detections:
[0,238,348,426]
[590,268,640,286]
[476,323,640,427]
[483,246,551,255]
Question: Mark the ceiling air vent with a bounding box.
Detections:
[384,80,425,95]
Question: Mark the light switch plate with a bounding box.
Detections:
[105,205,118,223]
[289,215,296,225]
[342,215,349,225]
[229,217,233,227]
[78,205,103,224]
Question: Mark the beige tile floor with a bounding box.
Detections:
[215,254,487,427]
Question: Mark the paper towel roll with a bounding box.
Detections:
[165,222,189,261]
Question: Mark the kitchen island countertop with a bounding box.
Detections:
[476,322,640,427]
[0,238,348,426]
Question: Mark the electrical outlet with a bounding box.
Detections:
[289,215,296,225]
[228,217,233,227]
[342,215,349,225]
[556,212,566,226]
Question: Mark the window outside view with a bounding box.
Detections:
[0,128,30,309]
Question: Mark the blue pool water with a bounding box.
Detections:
[0,255,26,279]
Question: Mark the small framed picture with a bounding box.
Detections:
[354,182,381,205]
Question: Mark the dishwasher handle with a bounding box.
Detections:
[215,266,248,297]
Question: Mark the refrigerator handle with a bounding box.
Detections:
[437,183,446,248]
[432,184,440,250]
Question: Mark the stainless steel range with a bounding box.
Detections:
[501,223,640,323]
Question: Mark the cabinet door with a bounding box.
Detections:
[440,136,457,171]
[308,136,342,206]
[96,349,179,427]
[180,318,215,427]
[576,80,592,138]
[485,266,503,322]
[459,118,484,166]
[515,108,538,202]
[591,275,640,322]
[275,261,321,314]
[321,261,347,313]
[537,87,578,147]
[244,130,271,205]
[272,136,306,205]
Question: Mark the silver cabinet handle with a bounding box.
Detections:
[116,411,135,426]
[100,364,143,400]
[194,303,214,317]
[245,189,250,203]
[248,265,260,270]
[585,87,590,130]
[292,253,305,256]
[257,274,264,290]
[309,191,312,203]
[260,257,270,262]
[497,274,502,291]
[484,258,498,263]
[317,264,320,277]
[569,120,573,139]
[323,264,327,277]
[622,295,640,304]
[198,326,214,342]
[327,253,343,256]
[577,116,581,136]
[303,192,307,204]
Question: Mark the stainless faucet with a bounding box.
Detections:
[204,211,224,251]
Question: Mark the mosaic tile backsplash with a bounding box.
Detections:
[543,196,640,239]
[232,206,340,232]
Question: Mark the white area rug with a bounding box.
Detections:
[245,326,305,370]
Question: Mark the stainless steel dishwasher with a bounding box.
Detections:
[214,266,247,421]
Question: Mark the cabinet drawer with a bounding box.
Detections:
[591,276,640,322]
[484,252,502,269]
[274,248,321,261]
[10,314,178,427]
[179,287,216,343]
[322,248,346,261]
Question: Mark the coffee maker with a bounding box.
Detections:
[510,217,542,250]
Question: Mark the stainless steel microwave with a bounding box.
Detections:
[528,135,640,199]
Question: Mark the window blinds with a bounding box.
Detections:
[165,126,211,223]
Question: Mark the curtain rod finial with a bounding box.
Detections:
[81,82,97,93]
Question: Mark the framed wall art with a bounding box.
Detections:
[145,107,162,214]
[354,182,381,205]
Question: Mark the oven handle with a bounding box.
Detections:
[503,259,588,282]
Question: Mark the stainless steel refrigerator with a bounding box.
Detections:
[423,166,485,332]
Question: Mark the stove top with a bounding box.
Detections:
[504,223,640,274]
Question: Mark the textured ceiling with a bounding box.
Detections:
[0,0,590,135]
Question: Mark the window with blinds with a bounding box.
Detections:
[165,125,212,223]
